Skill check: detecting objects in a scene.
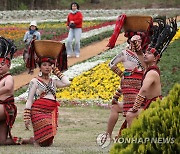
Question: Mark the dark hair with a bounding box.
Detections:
[29,27,38,31]
[70,2,79,10]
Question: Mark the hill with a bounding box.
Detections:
[1,0,180,11]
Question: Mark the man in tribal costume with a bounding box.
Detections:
[0,56,18,145]
[126,17,177,126]
[0,37,32,145]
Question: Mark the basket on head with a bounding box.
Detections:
[34,40,63,59]
[123,15,152,32]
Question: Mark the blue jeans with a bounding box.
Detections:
[66,28,82,56]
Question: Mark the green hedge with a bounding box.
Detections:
[110,83,180,154]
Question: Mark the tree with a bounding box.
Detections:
[91,0,100,4]
[30,0,36,9]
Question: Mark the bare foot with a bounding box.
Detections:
[22,137,34,144]
[33,141,40,147]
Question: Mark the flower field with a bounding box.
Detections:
[15,26,180,104]
[0,20,115,51]
[1,20,115,74]
[1,11,179,105]
[56,28,180,104]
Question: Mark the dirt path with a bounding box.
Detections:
[13,16,180,90]
[14,33,127,90]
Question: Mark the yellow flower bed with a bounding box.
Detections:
[171,28,180,42]
[56,28,180,102]
[56,61,124,101]
[0,21,104,41]
[0,27,26,40]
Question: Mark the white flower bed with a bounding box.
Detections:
[0,8,179,24]
[6,8,179,102]
[15,43,126,102]
[10,56,24,68]
[10,24,114,70]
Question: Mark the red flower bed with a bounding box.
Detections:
[53,21,115,41]
[13,21,115,58]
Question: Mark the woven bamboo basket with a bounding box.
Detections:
[34,40,63,59]
[123,15,152,32]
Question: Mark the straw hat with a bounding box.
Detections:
[123,15,152,32]
[34,40,64,59]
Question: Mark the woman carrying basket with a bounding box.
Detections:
[24,40,70,146]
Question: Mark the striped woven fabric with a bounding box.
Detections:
[142,96,163,109]
[31,98,59,145]
[0,96,17,137]
[121,69,143,116]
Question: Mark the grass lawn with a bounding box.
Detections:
[159,39,180,96]
[0,103,124,154]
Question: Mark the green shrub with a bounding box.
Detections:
[110,83,180,154]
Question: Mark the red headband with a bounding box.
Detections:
[147,47,160,59]
[0,58,11,66]
[38,57,55,64]
[149,47,156,54]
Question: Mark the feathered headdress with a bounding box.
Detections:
[147,16,178,58]
[0,36,17,60]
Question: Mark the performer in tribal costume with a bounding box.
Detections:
[126,17,177,126]
[100,15,153,143]
[0,37,33,145]
[109,35,144,116]
[24,40,70,146]
[105,35,144,140]
[0,63,18,145]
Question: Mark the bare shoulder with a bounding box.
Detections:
[4,74,13,81]
[146,70,160,78]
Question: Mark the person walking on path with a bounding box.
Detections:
[66,2,83,58]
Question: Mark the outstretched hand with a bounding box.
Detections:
[25,119,31,130]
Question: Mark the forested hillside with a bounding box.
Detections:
[1,0,180,10]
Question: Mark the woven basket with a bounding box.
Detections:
[123,15,152,32]
[34,40,63,59]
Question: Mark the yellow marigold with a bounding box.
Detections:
[56,61,124,101]
[171,28,180,42]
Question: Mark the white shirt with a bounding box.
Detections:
[25,76,70,109]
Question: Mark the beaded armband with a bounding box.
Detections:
[52,67,64,79]
[132,41,142,52]
[111,66,123,77]
[24,108,31,122]
[132,94,146,112]
[112,87,122,105]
